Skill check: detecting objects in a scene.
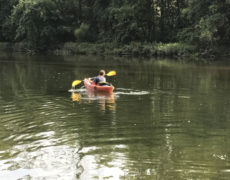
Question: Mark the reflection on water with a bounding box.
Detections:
[71,89,116,111]
[0,53,230,179]
[72,92,81,102]
[71,87,150,111]
[86,91,115,112]
[0,145,79,180]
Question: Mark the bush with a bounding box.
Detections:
[74,24,90,42]
[52,42,196,58]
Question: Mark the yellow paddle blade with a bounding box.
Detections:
[106,70,116,76]
[72,80,82,87]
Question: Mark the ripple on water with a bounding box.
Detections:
[69,87,150,98]
[77,145,127,180]
[115,88,150,96]
[0,145,80,180]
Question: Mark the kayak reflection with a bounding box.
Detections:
[71,91,115,111]
[86,91,115,111]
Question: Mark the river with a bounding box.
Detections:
[0,53,230,179]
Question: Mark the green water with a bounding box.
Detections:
[0,53,230,180]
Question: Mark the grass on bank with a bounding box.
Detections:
[1,41,228,59]
[53,42,196,57]
[0,42,36,55]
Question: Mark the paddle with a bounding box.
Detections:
[72,70,116,88]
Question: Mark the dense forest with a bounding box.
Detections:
[0,0,230,56]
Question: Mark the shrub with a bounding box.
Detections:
[74,24,90,42]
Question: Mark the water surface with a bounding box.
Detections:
[0,53,230,179]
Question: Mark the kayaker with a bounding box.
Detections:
[91,69,111,86]
[93,70,106,85]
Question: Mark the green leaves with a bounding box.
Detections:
[198,14,224,44]
[178,0,230,47]
[1,0,230,51]
[2,0,78,50]
[74,23,90,42]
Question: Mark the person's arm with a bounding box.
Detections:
[90,77,95,81]
[93,77,99,84]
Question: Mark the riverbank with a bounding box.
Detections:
[53,42,197,58]
[0,42,229,59]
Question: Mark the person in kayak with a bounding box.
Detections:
[93,70,109,86]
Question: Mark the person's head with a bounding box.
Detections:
[99,70,105,76]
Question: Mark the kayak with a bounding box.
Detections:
[84,78,114,93]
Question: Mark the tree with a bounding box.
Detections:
[0,0,18,41]
[1,0,229,50]
[178,0,230,47]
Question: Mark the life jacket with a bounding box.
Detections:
[94,76,106,85]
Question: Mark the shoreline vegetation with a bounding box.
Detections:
[1,1,229,60]
[0,42,229,60]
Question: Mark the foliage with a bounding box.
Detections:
[74,23,90,42]
[0,0,18,41]
[0,0,229,52]
[1,0,77,50]
[178,0,230,48]
[11,0,58,49]
[54,41,195,58]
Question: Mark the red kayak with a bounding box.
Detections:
[84,78,114,93]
